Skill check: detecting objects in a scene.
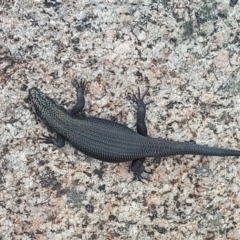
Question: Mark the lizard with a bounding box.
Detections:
[29,81,240,181]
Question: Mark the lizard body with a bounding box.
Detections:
[29,82,240,180]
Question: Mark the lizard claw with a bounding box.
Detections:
[38,134,65,148]
[134,173,152,183]
[144,169,153,174]
[38,134,55,144]
[131,87,153,109]
[73,78,86,93]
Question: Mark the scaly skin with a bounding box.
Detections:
[29,85,240,179]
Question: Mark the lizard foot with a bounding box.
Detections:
[131,87,153,110]
[38,134,65,148]
[131,159,152,183]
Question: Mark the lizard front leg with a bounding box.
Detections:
[71,79,86,115]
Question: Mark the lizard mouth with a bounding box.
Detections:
[28,87,39,100]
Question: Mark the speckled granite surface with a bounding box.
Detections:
[1,1,240,239]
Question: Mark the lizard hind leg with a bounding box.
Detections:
[131,87,153,136]
[130,87,153,181]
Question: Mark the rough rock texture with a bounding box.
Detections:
[1,0,240,239]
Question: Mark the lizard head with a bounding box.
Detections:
[29,87,55,119]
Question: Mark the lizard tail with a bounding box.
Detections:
[151,138,240,157]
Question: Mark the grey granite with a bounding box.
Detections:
[1,0,240,239]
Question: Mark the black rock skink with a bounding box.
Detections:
[29,81,240,180]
